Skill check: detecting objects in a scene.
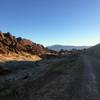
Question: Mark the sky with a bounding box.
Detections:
[0,0,100,46]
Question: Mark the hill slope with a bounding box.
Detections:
[86,43,100,57]
[0,31,48,55]
[0,31,48,61]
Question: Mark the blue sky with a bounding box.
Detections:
[0,0,100,46]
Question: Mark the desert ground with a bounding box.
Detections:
[0,54,100,100]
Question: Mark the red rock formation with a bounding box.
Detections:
[18,39,33,46]
[0,31,48,55]
[0,31,4,41]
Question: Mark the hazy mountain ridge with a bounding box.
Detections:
[48,45,90,51]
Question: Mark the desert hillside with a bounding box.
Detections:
[86,44,100,57]
[0,31,48,55]
[0,31,50,61]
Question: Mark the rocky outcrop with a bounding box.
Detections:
[0,31,48,55]
[0,31,4,41]
[17,38,33,46]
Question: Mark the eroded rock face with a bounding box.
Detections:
[0,31,48,55]
[18,39,33,46]
[4,32,14,41]
[0,31,4,41]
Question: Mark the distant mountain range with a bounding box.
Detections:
[48,45,90,51]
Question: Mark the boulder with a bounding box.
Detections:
[18,39,33,46]
[4,32,14,41]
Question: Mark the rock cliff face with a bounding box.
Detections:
[0,31,48,55]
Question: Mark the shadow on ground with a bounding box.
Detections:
[0,56,82,100]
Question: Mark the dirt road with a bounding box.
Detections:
[76,55,100,100]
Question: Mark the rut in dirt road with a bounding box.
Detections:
[78,55,100,100]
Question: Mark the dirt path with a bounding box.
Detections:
[78,55,100,100]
